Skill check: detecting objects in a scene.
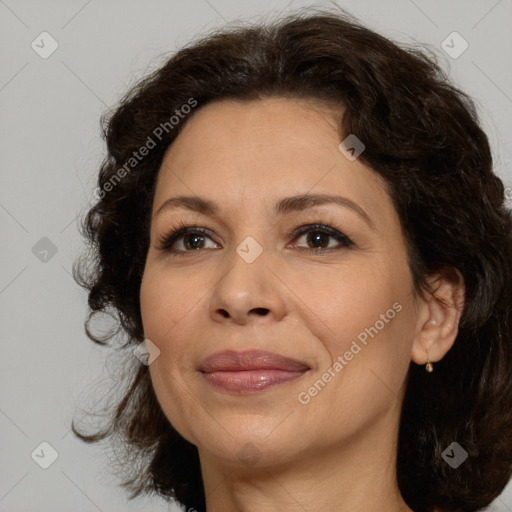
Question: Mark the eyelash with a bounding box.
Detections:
[157,220,355,256]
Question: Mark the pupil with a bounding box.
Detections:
[185,234,203,249]
[308,231,327,248]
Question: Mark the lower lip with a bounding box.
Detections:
[201,369,308,393]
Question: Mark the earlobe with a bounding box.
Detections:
[411,267,465,367]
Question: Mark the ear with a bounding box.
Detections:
[411,266,465,366]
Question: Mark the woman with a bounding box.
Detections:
[73,7,512,512]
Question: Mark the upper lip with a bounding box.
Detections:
[198,350,310,373]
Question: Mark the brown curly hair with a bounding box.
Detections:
[72,6,512,512]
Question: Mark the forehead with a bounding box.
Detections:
[152,97,392,224]
[160,97,343,167]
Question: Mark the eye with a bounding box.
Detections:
[289,224,354,252]
[157,222,219,254]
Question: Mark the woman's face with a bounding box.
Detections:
[140,97,422,469]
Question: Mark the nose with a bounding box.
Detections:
[208,245,288,325]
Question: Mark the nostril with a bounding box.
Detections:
[251,307,269,316]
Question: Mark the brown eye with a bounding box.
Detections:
[305,231,330,249]
[291,224,354,251]
[181,233,207,250]
[158,225,219,254]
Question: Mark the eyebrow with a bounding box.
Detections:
[154,193,375,229]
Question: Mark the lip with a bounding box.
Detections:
[198,350,310,394]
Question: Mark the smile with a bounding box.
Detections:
[198,350,310,394]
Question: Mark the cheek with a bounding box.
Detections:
[299,300,414,438]
[294,255,414,398]
[291,259,404,353]
[140,268,207,441]
[140,267,202,346]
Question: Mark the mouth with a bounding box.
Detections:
[198,350,310,394]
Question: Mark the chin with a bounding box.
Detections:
[198,428,311,470]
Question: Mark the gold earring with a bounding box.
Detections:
[425,348,434,372]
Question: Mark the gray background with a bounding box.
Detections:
[1,0,511,511]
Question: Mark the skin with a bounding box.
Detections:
[139,97,465,512]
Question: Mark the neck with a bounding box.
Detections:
[198,405,414,512]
